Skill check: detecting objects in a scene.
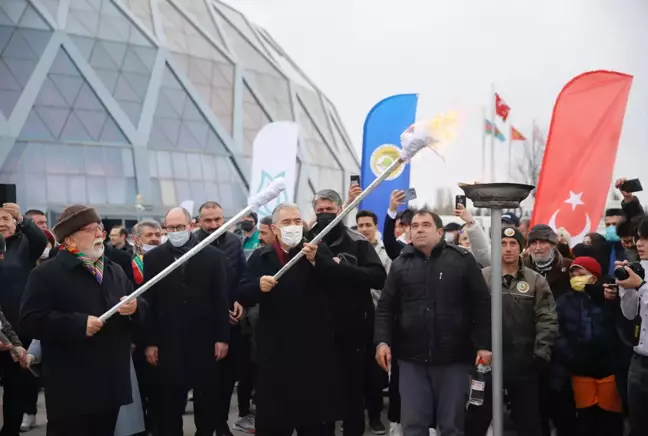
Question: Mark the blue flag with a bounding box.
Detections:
[360,94,418,233]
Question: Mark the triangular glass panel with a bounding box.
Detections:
[38,0,60,24]
[49,74,84,105]
[174,0,226,49]
[242,81,270,155]
[158,0,228,64]
[0,89,21,118]
[296,87,334,147]
[98,117,128,143]
[20,110,55,141]
[20,28,52,56]
[148,63,227,153]
[296,99,338,168]
[1,0,27,25]
[17,4,50,30]
[120,0,155,36]
[212,2,261,50]
[67,0,152,48]
[4,58,38,88]
[329,112,360,171]
[59,111,95,142]
[20,46,129,144]
[69,37,155,125]
[245,70,291,121]
[0,27,14,52]
[36,106,70,138]
[3,29,40,60]
[215,11,277,76]
[74,109,108,140]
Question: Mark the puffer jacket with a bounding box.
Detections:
[554,284,622,379]
[483,265,558,377]
[375,242,491,364]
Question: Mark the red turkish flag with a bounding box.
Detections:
[531,71,633,245]
[495,93,511,122]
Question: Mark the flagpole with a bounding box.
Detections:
[507,127,512,179]
[481,106,486,180]
[490,84,496,182]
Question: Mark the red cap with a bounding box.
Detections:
[570,256,602,279]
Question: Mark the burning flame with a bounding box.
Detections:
[401,111,460,161]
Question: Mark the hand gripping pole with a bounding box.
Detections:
[98,179,287,323]
[272,125,437,281]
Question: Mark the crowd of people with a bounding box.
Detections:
[0,177,647,436]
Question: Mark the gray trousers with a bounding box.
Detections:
[399,360,472,436]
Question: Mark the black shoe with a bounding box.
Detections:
[217,424,234,436]
[369,417,387,435]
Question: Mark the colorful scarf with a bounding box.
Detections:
[132,254,144,285]
[65,245,104,284]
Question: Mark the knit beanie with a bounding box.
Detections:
[527,224,558,245]
[52,205,101,244]
[570,256,602,279]
[502,226,524,249]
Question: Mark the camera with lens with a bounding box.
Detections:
[614,261,646,281]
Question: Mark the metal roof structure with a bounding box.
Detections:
[0,0,360,219]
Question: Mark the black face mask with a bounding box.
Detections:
[240,221,255,233]
[316,212,337,229]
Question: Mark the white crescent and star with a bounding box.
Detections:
[548,191,591,246]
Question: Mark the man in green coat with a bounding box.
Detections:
[466,226,558,436]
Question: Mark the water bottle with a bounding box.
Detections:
[469,358,491,406]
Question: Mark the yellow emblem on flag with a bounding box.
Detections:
[370,144,404,180]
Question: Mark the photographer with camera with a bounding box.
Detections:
[616,217,648,436]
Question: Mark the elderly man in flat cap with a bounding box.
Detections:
[19,205,140,436]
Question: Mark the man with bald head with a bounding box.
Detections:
[142,207,230,436]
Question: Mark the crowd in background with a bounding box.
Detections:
[0,177,647,436]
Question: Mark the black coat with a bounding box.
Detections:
[142,240,230,386]
[0,217,47,327]
[375,242,491,364]
[196,229,246,306]
[307,225,386,345]
[238,243,343,429]
[19,250,137,419]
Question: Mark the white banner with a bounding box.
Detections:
[249,121,299,218]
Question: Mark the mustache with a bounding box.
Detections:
[93,239,104,245]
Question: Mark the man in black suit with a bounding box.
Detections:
[143,207,230,436]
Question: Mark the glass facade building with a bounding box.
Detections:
[0,0,359,223]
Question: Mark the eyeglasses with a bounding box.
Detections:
[165,224,188,232]
[80,224,104,233]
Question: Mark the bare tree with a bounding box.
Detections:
[515,139,545,196]
[434,187,455,215]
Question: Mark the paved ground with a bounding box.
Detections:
[3,390,510,436]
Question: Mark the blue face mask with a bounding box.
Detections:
[604,226,620,243]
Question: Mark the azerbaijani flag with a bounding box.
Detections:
[485,119,505,141]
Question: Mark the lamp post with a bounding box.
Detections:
[458,182,535,436]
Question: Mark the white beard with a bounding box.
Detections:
[86,239,105,260]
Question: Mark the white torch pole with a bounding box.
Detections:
[273,126,435,281]
[98,179,287,323]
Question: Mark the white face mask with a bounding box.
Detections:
[167,231,190,247]
[279,225,303,248]
[141,244,157,253]
[40,246,50,260]
[161,235,168,244]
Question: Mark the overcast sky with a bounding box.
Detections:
[224,0,648,206]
